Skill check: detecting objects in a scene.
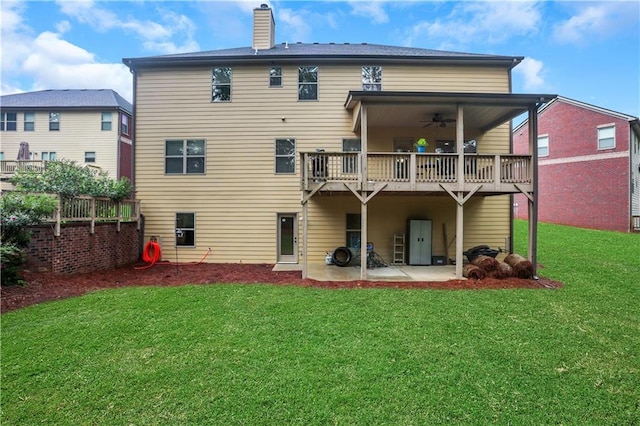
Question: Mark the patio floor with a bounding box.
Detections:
[273,263,462,282]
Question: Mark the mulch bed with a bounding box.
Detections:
[1,263,562,313]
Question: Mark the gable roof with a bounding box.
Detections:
[0,89,132,114]
[124,43,522,70]
[513,95,640,132]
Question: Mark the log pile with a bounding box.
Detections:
[462,252,533,280]
[504,253,534,279]
[463,264,485,279]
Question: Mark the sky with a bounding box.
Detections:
[1,0,639,119]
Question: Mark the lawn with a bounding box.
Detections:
[1,221,639,425]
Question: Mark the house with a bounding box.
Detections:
[513,96,640,232]
[123,4,555,279]
[0,89,134,184]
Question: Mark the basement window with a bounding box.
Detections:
[175,212,195,247]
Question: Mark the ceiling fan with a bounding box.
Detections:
[422,113,456,128]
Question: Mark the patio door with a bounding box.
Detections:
[277,213,298,263]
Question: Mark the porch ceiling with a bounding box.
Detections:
[345,91,557,133]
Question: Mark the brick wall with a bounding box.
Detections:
[25,222,141,274]
[513,99,631,232]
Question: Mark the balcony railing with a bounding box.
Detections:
[301,152,532,194]
[1,160,47,175]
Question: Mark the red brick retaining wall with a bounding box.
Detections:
[25,222,141,274]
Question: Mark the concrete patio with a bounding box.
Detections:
[273,263,462,282]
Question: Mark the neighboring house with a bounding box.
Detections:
[123,4,555,279]
[0,89,134,183]
[513,96,640,233]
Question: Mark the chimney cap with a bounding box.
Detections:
[260,3,269,8]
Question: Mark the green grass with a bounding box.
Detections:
[2,221,639,425]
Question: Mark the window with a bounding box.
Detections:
[598,125,615,150]
[49,112,60,131]
[342,138,361,173]
[212,67,232,102]
[346,214,361,249]
[85,151,96,163]
[175,213,195,247]
[121,115,129,135]
[165,139,205,174]
[42,152,57,161]
[1,112,17,131]
[24,112,35,131]
[298,66,318,100]
[0,152,4,160]
[270,66,282,87]
[101,112,112,131]
[362,66,382,91]
[275,138,296,174]
[538,135,549,157]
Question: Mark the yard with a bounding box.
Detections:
[1,221,638,424]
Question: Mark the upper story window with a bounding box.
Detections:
[121,115,130,135]
[362,66,382,91]
[42,152,57,161]
[101,112,112,131]
[1,112,17,131]
[212,67,232,102]
[0,152,4,160]
[275,138,296,174]
[175,212,196,247]
[597,125,615,150]
[85,151,96,163]
[270,66,282,87]
[538,135,549,157]
[24,112,35,131]
[165,139,205,174]
[49,112,60,131]
[298,66,318,100]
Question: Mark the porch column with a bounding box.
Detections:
[455,104,465,279]
[528,105,539,276]
[360,105,369,280]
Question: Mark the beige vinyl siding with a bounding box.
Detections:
[1,110,120,177]
[136,62,514,263]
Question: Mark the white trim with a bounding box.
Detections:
[539,150,629,166]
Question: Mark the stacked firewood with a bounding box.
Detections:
[462,253,533,280]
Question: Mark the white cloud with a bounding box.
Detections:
[0,2,132,101]
[514,57,545,91]
[54,0,199,54]
[404,1,541,48]
[552,3,637,45]
[349,2,389,24]
[278,8,312,42]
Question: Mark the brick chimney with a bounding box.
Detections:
[253,4,275,50]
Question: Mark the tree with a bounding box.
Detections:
[9,159,133,201]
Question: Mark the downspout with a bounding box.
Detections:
[130,66,137,193]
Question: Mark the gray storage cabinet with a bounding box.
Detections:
[407,219,432,265]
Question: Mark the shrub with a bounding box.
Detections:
[1,193,58,285]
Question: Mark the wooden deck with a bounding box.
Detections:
[301,152,533,195]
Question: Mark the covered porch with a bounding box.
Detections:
[300,91,556,280]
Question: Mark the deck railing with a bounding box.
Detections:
[302,152,532,191]
[43,194,141,236]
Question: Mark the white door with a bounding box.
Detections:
[277,214,298,263]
